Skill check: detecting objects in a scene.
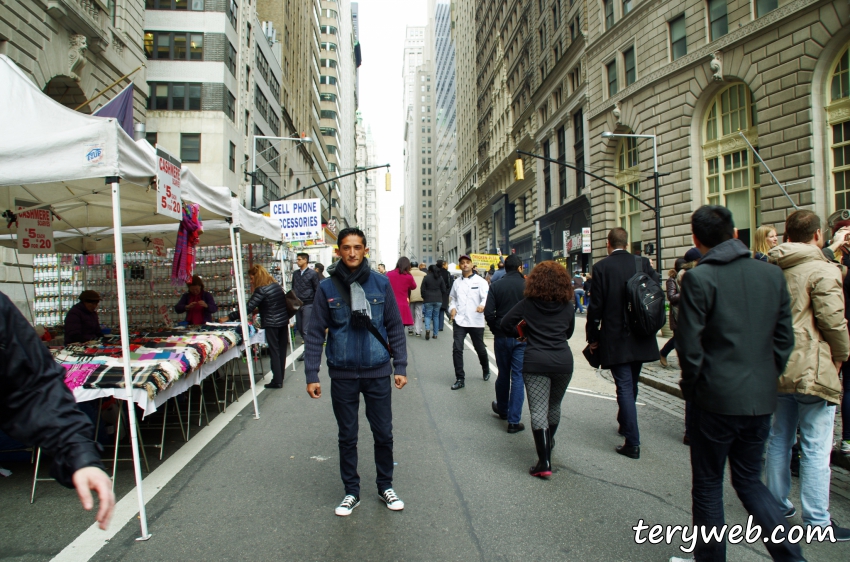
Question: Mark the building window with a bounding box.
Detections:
[606,61,618,96]
[829,45,850,211]
[543,140,552,209]
[557,126,567,202]
[226,42,237,75]
[756,0,778,17]
[144,32,204,61]
[228,142,236,172]
[604,0,614,30]
[319,58,338,69]
[320,92,338,102]
[623,47,636,86]
[616,137,641,254]
[320,42,338,51]
[146,0,204,10]
[574,109,585,195]
[147,82,201,111]
[226,90,235,121]
[708,0,728,41]
[145,132,158,146]
[703,83,760,247]
[669,15,687,61]
[320,109,338,120]
[622,0,632,15]
[180,133,201,162]
[320,25,338,35]
[320,127,337,137]
[227,0,237,27]
[319,75,338,85]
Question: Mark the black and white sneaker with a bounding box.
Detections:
[334,494,360,516]
[379,488,404,511]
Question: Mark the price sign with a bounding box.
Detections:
[582,227,592,254]
[156,146,182,220]
[152,238,165,258]
[15,199,54,254]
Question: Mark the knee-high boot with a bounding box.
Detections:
[529,428,552,478]
[548,423,558,451]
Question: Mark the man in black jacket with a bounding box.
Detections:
[0,292,114,530]
[293,252,320,360]
[436,260,453,332]
[484,255,526,432]
[586,227,659,459]
[676,205,800,561]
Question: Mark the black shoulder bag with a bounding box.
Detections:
[329,276,394,358]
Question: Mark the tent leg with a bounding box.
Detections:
[229,225,260,419]
[279,245,296,372]
[159,401,168,461]
[110,179,151,541]
[30,447,42,504]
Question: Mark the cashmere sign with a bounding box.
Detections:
[15,199,54,254]
[156,146,182,220]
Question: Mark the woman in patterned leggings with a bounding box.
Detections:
[500,261,575,478]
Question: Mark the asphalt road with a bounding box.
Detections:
[4,317,850,561]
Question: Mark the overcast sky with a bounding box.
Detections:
[356,0,428,266]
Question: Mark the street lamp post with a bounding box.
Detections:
[601,132,662,274]
[247,135,312,212]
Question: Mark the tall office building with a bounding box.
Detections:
[355,111,380,264]
[433,1,457,264]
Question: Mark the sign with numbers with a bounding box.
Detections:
[152,238,165,257]
[15,199,54,254]
[582,227,591,253]
[156,146,182,220]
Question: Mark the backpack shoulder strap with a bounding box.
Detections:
[634,254,642,275]
[329,275,394,358]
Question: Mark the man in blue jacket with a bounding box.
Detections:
[303,228,409,517]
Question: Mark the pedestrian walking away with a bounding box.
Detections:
[302,228,408,517]
[659,258,686,367]
[386,257,417,329]
[449,254,490,390]
[572,273,585,313]
[490,256,506,283]
[675,205,804,561]
[222,264,290,389]
[293,252,320,361]
[409,262,427,336]
[586,227,660,459]
[763,209,850,540]
[420,264,448,340]
[501,261,575,478]
[484,254,527,432]
[436,259,454,332]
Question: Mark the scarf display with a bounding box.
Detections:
[330,258,373,330]
[172,203,203,285]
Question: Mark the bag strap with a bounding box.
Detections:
[329,275,394,358]
[635,254,642,275]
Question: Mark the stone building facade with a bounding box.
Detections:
[584,0,850,270]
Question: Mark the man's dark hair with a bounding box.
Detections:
[337,227,367,247]
[691,205,735,248]
[785,210,821,243]
[504,254,522,272]
[314,262,325,273]
[608,227,628,249]
[436,259,445,268]
[296,252,309,260]
[379,263,385,268]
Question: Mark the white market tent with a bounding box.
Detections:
[0,55,282,539]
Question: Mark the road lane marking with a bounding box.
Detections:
[51,345,304,562]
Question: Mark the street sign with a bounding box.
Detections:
[15,199,54,254]
[270,198,322,242]
[155,146,182,220]
[582,227,591,253]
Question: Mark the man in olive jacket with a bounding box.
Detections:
[764,209,850,539]
[676,206,801,561]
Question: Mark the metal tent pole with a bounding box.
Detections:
[228,224,260,419]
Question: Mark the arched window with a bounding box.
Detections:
[702,83,760,247]
[616,136,642,254]
[827,44,850,210]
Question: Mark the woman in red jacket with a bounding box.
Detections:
[386,257,416,327]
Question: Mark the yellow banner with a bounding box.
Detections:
[468,253,501,269]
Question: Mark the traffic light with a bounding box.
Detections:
[385,172,392,191]
[513,158,524,181]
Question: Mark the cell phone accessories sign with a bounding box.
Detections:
[15,199,54,254]
[156,146,182,220]
[270,199,322,242]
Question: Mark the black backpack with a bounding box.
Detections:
[625,256,666,336]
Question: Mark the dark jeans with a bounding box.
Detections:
[688,405,803,562]
[574,289,585,313]
[452,325,488,379]
[610,362,642,447]
[660,334,676,358]
[264,326,289,385]
[842,361,850,441]
[494,337,526,424]
[295,303,313,339]
[330,376,394,497]
[439,308,446,331]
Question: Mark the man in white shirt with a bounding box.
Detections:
[449,255,490,390]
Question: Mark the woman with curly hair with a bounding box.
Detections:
[500,261,575,478]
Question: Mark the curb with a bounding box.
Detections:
[638,372,683,400]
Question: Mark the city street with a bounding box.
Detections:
[5,318,848,561]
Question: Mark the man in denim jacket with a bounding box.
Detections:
[303,227,408,517]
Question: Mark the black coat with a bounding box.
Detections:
[0,292,105,487]
[437,268,453,310]
[420,273,447,303]
[63,301,103,344]
[501,298,575,374]
[586,250,661,368]
[484,271,526,338]
[677,239,794,416]
[292,267,320,304]
[228,282,289,328]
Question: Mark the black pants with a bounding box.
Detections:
[264,326,289,386]
[610,362,642,447]
[452,325,488,379]
[689,405,803,562]
[660,333,676,357]
[330,377,394,497]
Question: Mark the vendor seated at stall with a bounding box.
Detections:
[64,290,104,344]
[174,275,218,325]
